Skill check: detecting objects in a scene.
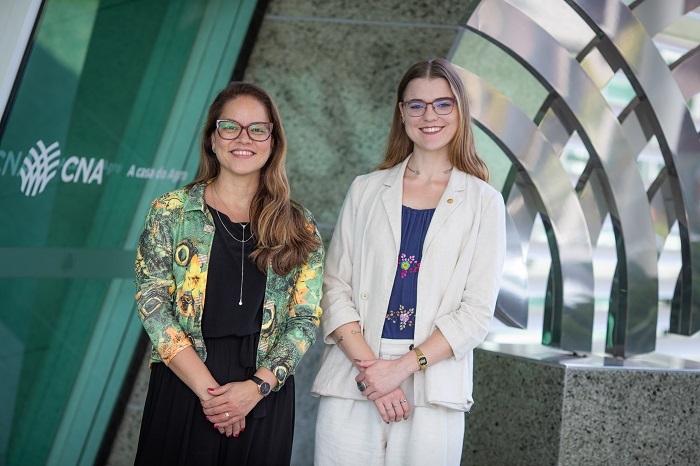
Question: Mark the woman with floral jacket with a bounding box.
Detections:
[134,82,324,465]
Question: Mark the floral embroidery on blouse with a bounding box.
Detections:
[382,206,434,339]
[385,304,415,331]
[398,253,420,278]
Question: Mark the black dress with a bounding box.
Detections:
[135,207,295,465]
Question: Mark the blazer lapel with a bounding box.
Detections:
[380,161,408,256]
[423,170,466,251]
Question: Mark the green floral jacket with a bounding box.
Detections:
[134,182,324,387]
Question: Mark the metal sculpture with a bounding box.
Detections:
[459,0,700,357]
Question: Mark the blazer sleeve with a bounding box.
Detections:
[320,177,364,343]
[434,189,506,360]
[134,199,192,365]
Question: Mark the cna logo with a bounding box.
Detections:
[19,140,61,196]
[9,139,106,197]
[2,139,184,196]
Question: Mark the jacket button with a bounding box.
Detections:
[360,292,369,300]
[447,198,454,204]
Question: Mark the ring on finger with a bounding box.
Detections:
[400,399,408,403]
[393,403,400,407]
[225,412,230,419]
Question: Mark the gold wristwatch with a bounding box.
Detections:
[410,345,428,371]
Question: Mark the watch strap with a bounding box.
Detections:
[412,346,428,371]
[250,375,270,396]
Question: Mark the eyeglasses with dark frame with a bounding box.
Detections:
[400,97,456,117]
[216,119,273,142]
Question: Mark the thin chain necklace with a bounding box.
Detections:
[212,183,251,306]
[406,165,453,176]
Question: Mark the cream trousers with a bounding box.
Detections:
[314,339,465,466]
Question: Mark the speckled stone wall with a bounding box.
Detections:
[559,369,700,465]
[463,347,700,466]
[241,2,472,237]
[462,349,566,466]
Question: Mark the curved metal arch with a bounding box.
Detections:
[670,44,700,103]
[467,0,659,356]
[566,0,700,339]
[629,0,700,38]
[650,45,700,332]
[527,6,699,338]
[456,66,595,351]
[497,210,530,329]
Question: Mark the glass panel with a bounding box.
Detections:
[0,0,255,463]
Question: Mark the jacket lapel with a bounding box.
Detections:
[423,170,466,251]
[380,161,408,256]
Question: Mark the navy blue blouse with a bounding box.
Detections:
[381,205,435,339]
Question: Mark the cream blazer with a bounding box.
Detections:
[311,156,506,412]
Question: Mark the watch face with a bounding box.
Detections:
[259,381,271,396]
[419,357,427,366]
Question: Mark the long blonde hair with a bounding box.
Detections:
[188,82,320,275]
[378,58,489,181]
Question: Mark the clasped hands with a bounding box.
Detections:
[200,381,260,438]
[354,358,412,423]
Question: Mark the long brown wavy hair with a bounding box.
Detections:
[377,58,489,181]
[187,82,320,275]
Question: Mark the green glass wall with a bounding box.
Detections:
[0,0,256,464]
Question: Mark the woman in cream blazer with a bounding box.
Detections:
[312,59,506,466]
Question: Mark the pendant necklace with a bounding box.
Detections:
[212,183,252,306]
[406,165,453,176]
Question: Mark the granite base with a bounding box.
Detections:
[463,343,700,466]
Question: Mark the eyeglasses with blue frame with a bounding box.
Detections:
[400,98,456,117]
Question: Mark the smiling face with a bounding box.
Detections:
[210,95,272,180]
[399,77,458,159]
